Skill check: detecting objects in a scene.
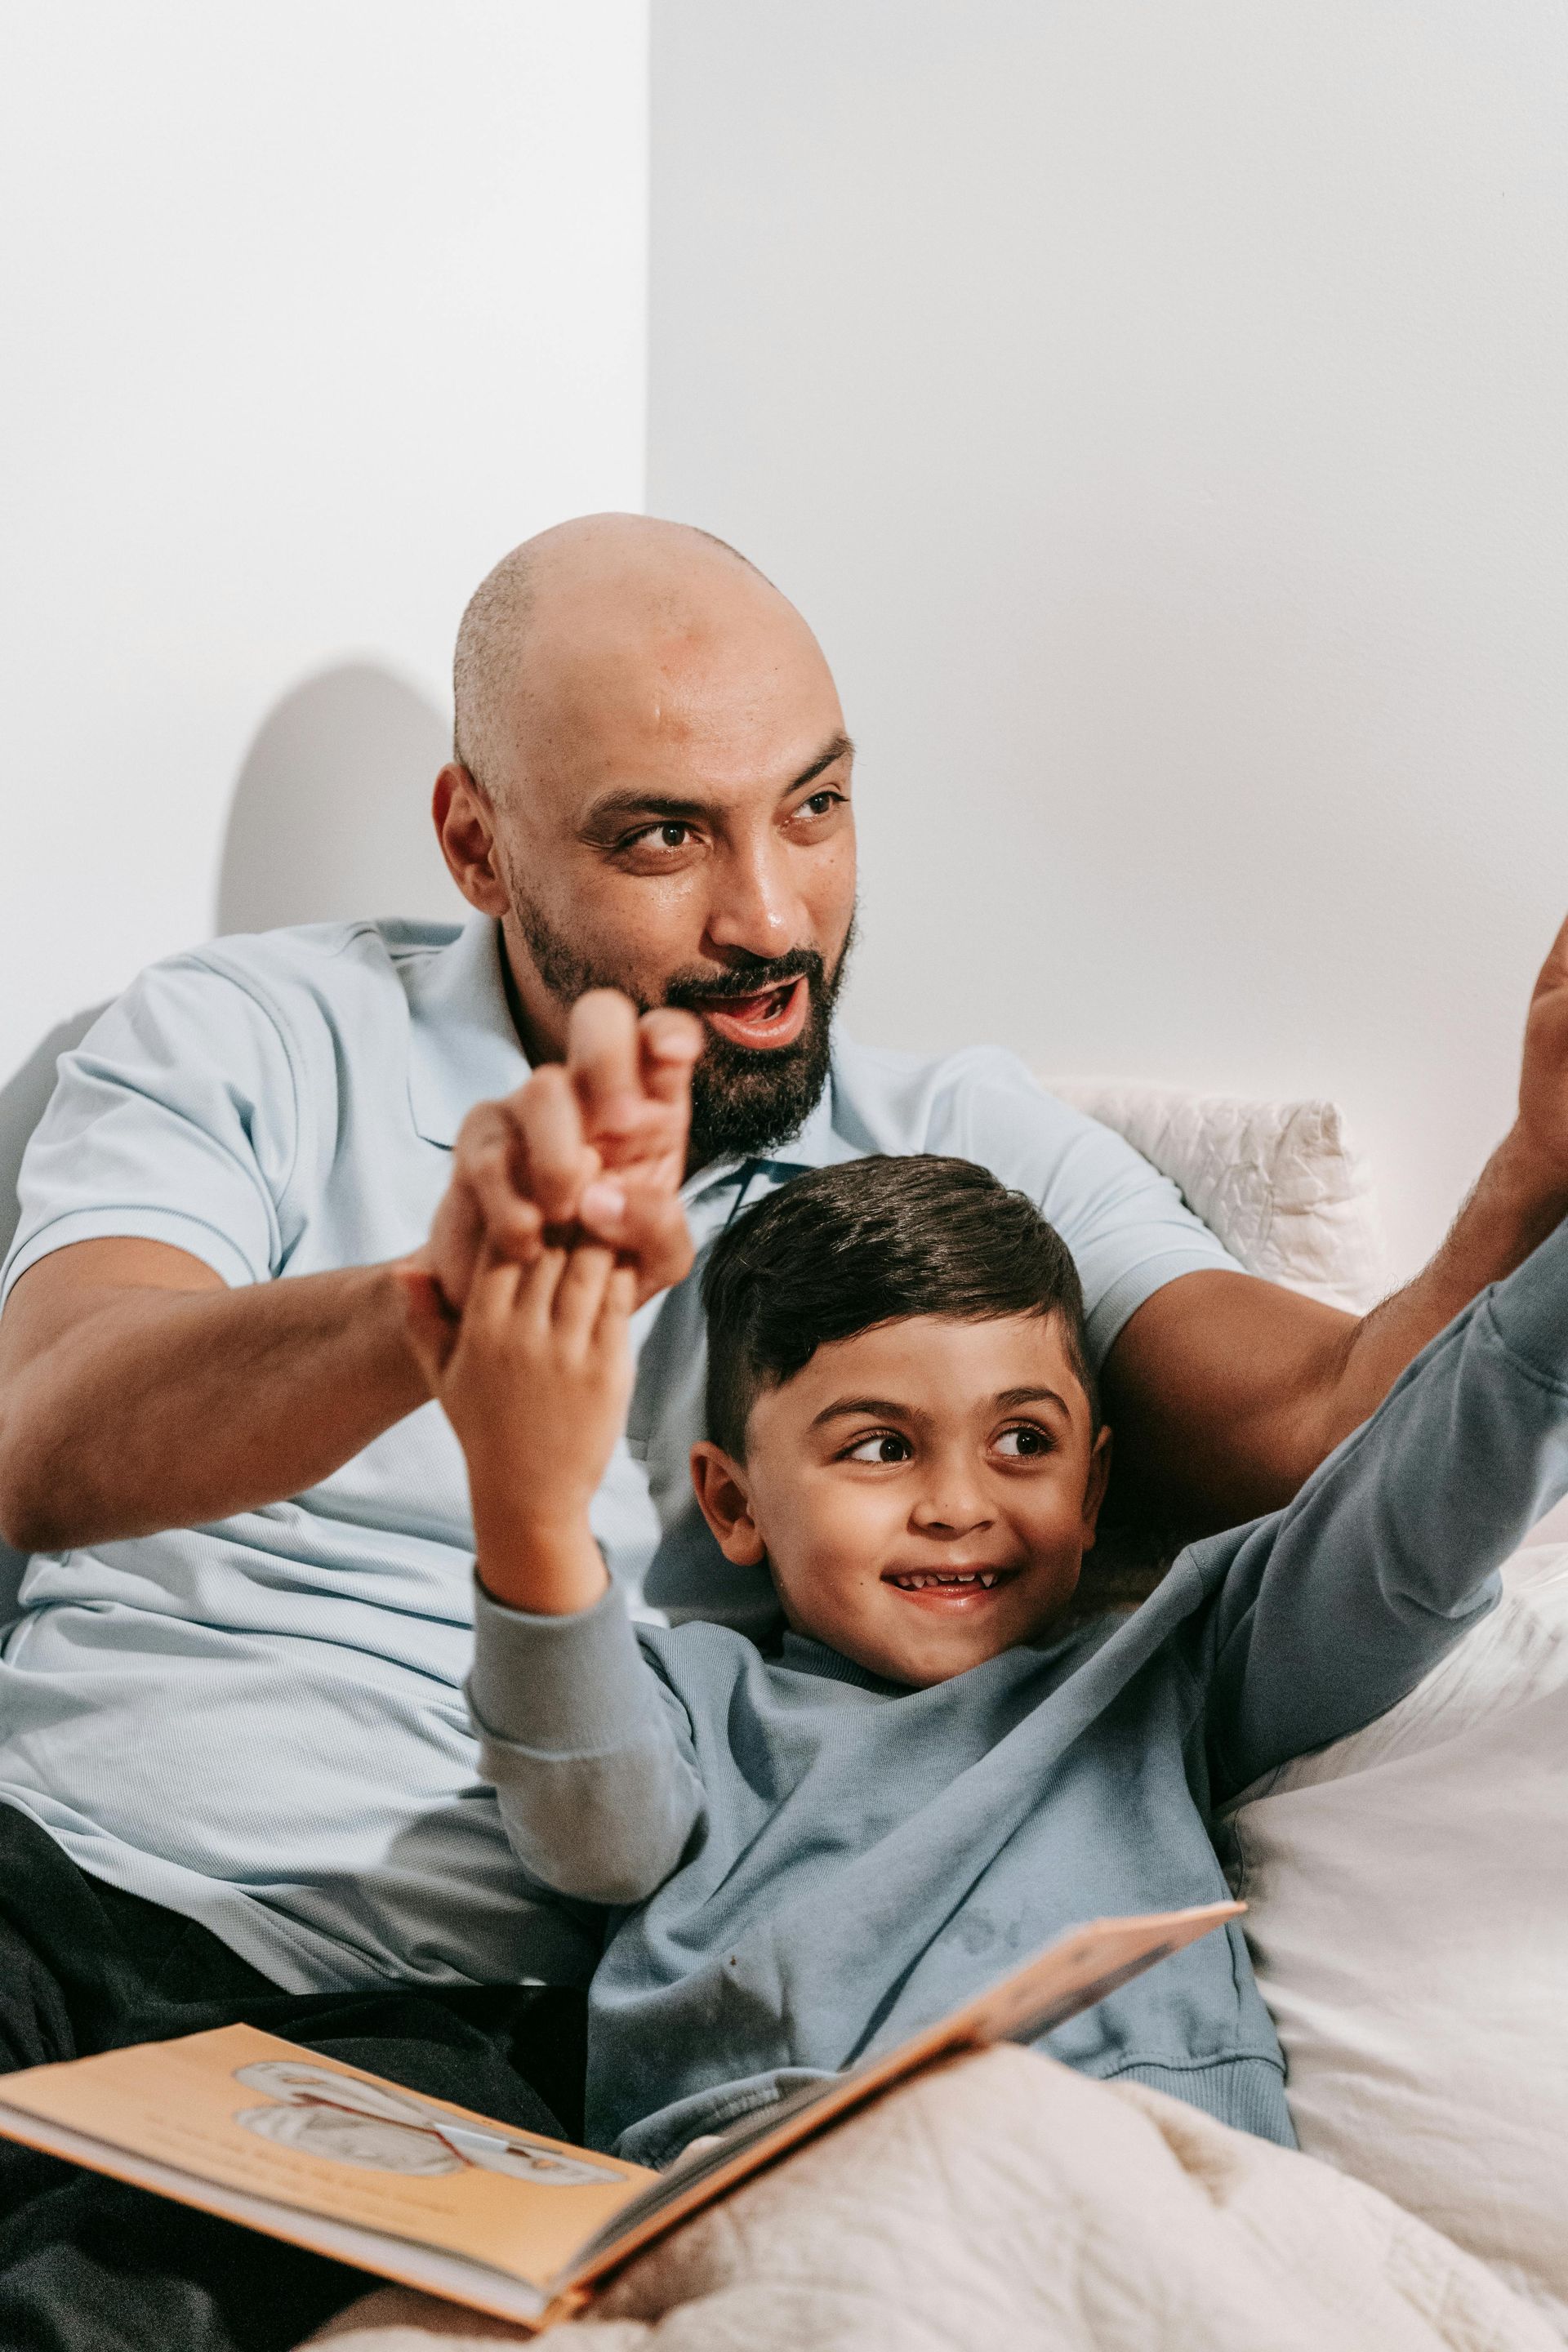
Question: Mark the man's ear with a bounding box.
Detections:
[434,764,510,916]
[690,1441,766,1567]
[1080,1425,1113,1552]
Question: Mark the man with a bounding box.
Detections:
[0,513,1566,2348]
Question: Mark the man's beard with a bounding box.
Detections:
[509,886,856,1167]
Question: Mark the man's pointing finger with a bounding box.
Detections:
[639,1008,702,1106]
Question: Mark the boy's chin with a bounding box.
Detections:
[826,1579,1080,1690]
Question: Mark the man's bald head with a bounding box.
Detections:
[452,512,802,802]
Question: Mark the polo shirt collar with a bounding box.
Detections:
[406,916,529,1148]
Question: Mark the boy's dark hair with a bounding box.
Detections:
[701,1154,1098,1458]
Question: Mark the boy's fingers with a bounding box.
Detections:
[599,1263,639,1334]
[518,1245,568,1335]
[554,1245,617,1349]
[468,1245,527,1334]
[515,1068,595,1227]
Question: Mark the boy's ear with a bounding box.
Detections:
[689,1441,767,1567]
[1080,1424,1113,1552]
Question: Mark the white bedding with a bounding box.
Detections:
[1232,1543,1568,2333]
[308,2044,1555,2352]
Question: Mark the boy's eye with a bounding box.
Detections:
[994,1425,1053,1459]
[844,1432,911,1465]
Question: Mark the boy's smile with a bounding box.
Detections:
[691,1312,1111,1689]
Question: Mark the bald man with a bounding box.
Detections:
[2,514,1568,2348]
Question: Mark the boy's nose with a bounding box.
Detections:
[909,1492,993,1540]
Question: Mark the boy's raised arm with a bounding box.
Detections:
[1203,1208,1568,1803]
[402,1238,704,1909]
[467,1578,704,1909]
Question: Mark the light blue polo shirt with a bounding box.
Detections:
[0,916,1241,1993]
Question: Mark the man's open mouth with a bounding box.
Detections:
[687,975,810,1051]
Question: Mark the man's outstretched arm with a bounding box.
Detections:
[1104,914,1568,1530]
[0,995,698,1555]
[0,1239,431,1552]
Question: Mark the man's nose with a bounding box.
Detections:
[703,837,804,961]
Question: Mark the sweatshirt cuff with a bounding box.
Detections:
[468,1576,660,1756]
[1485,1209,1568,1391]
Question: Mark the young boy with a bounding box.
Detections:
[407,1154,1567,2170]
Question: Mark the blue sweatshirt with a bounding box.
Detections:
[469,1216,1568,2168]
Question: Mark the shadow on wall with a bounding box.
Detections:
[216,661,463,934]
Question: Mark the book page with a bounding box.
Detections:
[0,2024,655,2313]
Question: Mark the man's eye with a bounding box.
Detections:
[615,820,697,858]
[844,1432,911,1464]
[994,1426,1053,1459]
[798,791,842,821]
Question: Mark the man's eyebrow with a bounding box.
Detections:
[579,790,710,832]
[580,734,855,835]
[809,1395,919,1432]
[994,1385,1072,1414]
[788,731,855,792]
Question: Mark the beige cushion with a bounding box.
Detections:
[1045,1080,1389,1313]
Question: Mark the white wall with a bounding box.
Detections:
[0,0,648,1098]
[648,0,1568,1276]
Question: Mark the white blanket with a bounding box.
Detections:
[305,2045,1554,2352]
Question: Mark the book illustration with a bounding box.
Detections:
[230,2061,620,2186]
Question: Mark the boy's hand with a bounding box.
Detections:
[401,1242,635,1615]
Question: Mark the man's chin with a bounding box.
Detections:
[687,1021,833,1166]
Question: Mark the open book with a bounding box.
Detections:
[0,1900,1238,2331]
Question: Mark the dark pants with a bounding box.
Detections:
[0,1806,587,2352]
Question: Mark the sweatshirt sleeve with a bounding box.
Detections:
[1204,1210,1568,1803]
[466,1580,706,1909]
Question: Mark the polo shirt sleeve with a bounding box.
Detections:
[924,1049,1245,1367]
[1,951,301,1306]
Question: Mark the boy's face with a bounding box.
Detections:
[690,1312,1111,1689]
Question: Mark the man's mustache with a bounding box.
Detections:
[662,949,827,1010]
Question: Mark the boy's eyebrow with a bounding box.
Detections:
[809,1396,920,1431]
[994,1385,1073,1414]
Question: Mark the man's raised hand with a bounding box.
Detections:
[1515,911,1568,1198]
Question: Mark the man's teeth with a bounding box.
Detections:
[890,1570,1004,1591]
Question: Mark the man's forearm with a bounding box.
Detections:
[0,1258,429,1552]
[1105,1124,1568,1533]
[1322,1123,1568,1451]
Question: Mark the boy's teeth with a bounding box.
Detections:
[893,1570,1003,1591]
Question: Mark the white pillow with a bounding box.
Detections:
[1229,1544,1568,2332]
[1045,1080,1390,1314]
